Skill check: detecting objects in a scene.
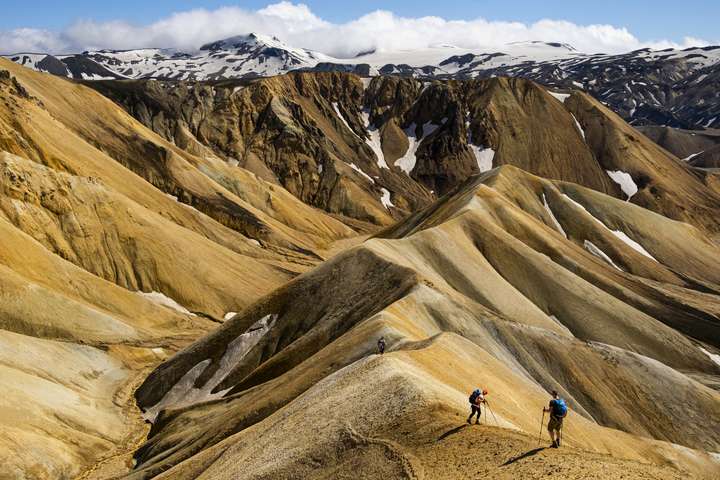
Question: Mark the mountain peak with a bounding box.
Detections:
[199,33,287,52]
[506,40,577,51]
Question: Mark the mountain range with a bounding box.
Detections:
[1,30,720,480]
[6,33,720,130]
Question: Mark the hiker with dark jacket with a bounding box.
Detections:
[377,336,386,354]
[467,388,488,424]
[543,390,568,447]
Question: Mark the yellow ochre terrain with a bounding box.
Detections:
[0,57,719,479]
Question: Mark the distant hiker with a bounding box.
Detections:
[543,390,568,448]
[377,336,386,354]
[467,388,488,425]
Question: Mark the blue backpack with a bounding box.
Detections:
[469,389,480,404]
[551,398,568,417]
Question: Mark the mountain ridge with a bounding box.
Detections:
[6,33,720,129]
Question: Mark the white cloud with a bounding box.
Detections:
[0,1,714,56]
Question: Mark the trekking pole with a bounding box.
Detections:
[538,410,545,445]
[486,401,499,426]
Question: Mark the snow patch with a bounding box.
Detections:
[137,291,195,315]
[584,240,622,271]
[349,163,375,183]
[542,194,567,238]
[80,73,116,80]
[699,347,720,368]
[562,194,657,262]
[469,145,495,172]
[570,113,585,141]
[360,110,389,169]
[605,170,638,201]
[224,312,238,321]
[548,91,570,103]
[332,102,360,139]
[612,231,657,261]
[143,314,277,422]
[397,122,439,175]
[380,188,394,210]
[682,151,703,162]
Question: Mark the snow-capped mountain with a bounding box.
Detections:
[6,33,331,81]
[5,33,720,128]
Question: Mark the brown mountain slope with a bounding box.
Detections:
[128,167,720,479]
[0,58,355,255]
[131,340,714,480]
[0,60,360,479]
[3,60,720,479]
[86,73,720,239]
[639,125,720,170]
[638,125,720,158]
[565,92,720,238]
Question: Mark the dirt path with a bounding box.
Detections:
[74,365,152,480]
[411,422,691,480]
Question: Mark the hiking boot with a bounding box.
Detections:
[551,440,558,448]
[475,421,480,425]
[466,418,471,425]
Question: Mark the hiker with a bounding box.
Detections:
[467,388,488,424]
[377,336,386,354]
[543,390,568,448]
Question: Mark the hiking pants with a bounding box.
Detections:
[468,405,481,421]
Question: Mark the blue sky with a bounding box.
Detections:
[2,0,716,41]
[1,1,717,55]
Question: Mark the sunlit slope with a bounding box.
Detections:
[129,167,720,479]
[0,58,355,258]
[0,59,357,479]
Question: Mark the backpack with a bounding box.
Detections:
[551,398,568,418]
[469,390,480,404]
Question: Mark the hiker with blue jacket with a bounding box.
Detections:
[467,388,488,424]
[544,390,568,448]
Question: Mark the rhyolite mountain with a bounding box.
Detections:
[1,47,720,480]
[84,72,720,239]
[6,33,720,129]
